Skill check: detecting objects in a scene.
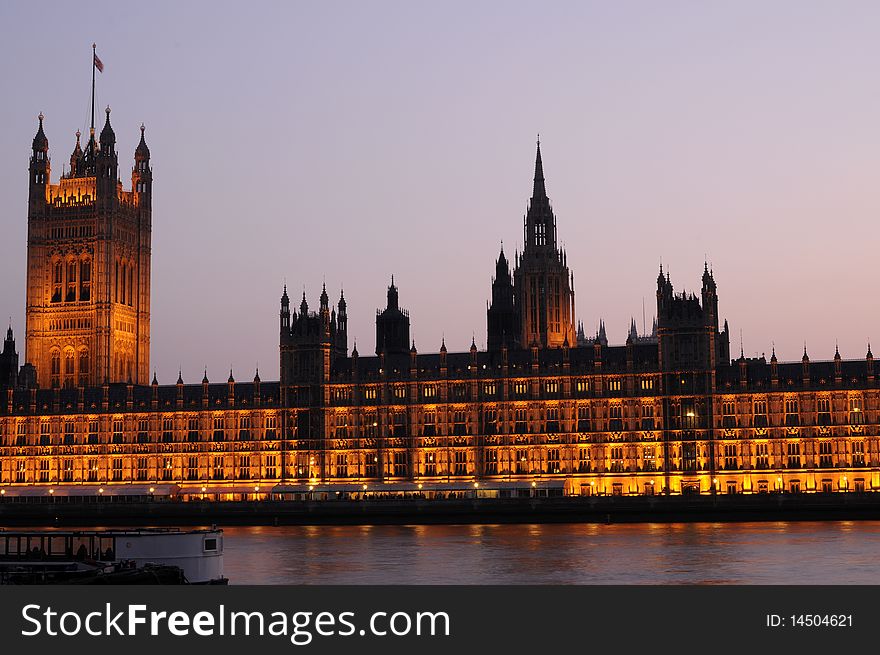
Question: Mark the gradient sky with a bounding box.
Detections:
[1,1,878,383]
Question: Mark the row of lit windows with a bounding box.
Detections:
[332,377,655,404]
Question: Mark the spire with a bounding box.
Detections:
[338,287,346,311]
[387,276,399,311]
[281,284,289,305]
[532,137,546,199]
[869,343,874,359]
[69,129,83,175]
[320,282,329,309]
[135,123,150,159]
[152,371,158,386]
[32,113,48,152]
[100,105,115,147]
[771,345,777,363]
[254,367,261,383]
[228,368,235,383]
[440,337,447,353]
[834,342,841,359]
[300,291,308,315]
[202,369,209,384]
[177,369,183,385]
[802,343,809,362]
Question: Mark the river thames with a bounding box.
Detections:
[220,521,880,584]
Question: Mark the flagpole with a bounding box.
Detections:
[91,43,96,132]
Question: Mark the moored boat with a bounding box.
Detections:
[0,528,225,584]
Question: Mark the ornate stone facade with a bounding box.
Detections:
[25,110,151,389]
[1,139,878,501]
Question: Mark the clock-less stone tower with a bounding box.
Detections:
[25,108,152,387]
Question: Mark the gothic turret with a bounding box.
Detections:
[29,113,49,208]
[375,277,410,355]
[487,245,520,351]
[69,130,83,177]
[0,324,19,389]
[132,124,152,207]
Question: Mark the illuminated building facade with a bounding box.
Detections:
[1,137,878,500]
[25,109,152,389]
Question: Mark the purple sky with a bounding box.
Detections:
[1,1,878,382]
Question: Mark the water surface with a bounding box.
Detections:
[221,521,880,584]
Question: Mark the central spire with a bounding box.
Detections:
[532,137,546,199]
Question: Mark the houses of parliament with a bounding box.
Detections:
[0,102,878,502]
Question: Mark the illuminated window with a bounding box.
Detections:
[578,448,590,472]
[546,448,561,474]
[755,443,769,469]
[484,449,498,475]
[853,441,865,467]
[87,459,99,482]
[643,446,656,471]
[610,446,625,472]
[850,397,864,425]
[422,385,436,399]
[212,456,224,480]
[162,457,174,481]
[608,379,622,392]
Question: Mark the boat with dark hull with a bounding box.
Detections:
[0,528,226,584]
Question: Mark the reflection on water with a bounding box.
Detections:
[222,521,880,585]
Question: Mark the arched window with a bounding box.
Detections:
[119,260,126,305]
[78,349,89,386]
[52,261,63,303]
[64,350,75,389]
[50,350,61,388]
[66,261,77,302]
[80,259,91,302]
[128,265,134,306]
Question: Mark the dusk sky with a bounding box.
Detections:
[1,1,878,382]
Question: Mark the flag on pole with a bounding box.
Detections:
[94,52,104,73]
